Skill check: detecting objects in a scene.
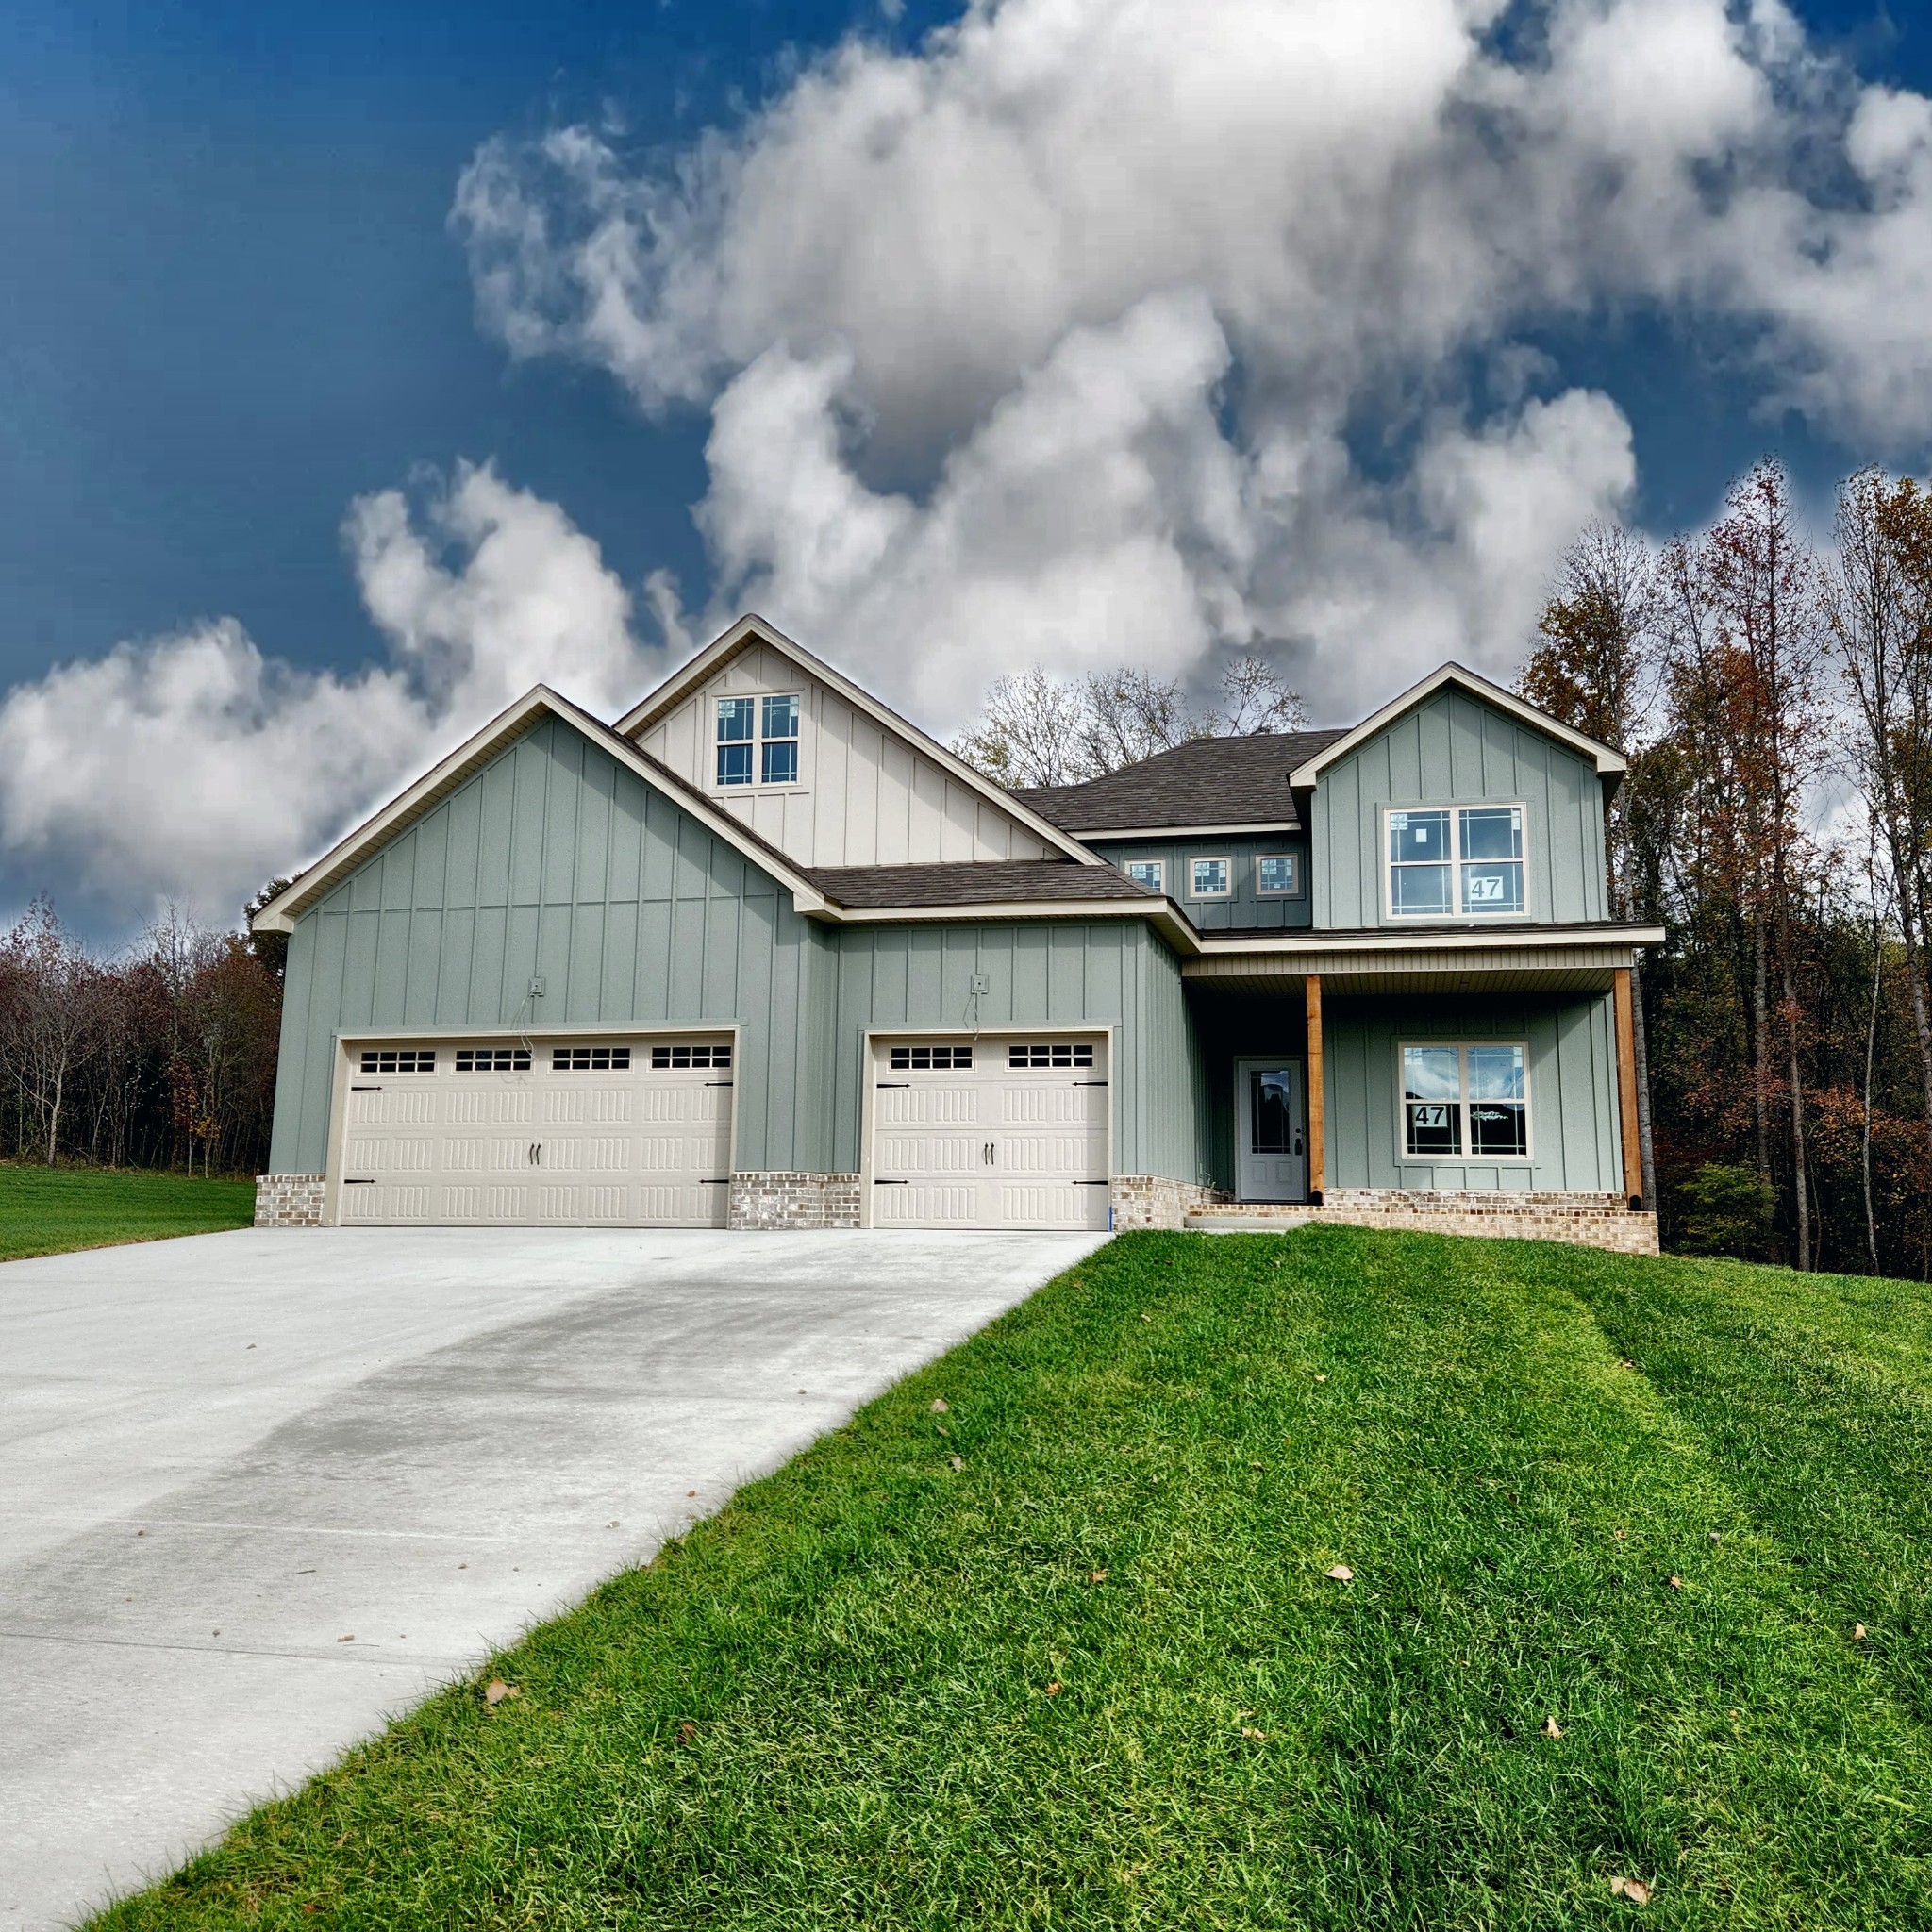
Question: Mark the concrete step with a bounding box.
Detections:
[1183,1212,1312,1233]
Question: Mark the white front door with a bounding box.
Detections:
[870,1035,1109,1229]
[1236,1060,1307,1202]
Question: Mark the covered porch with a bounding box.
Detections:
[1167,930,1658,1254]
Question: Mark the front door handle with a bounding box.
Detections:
[1293,1133,1303,1156]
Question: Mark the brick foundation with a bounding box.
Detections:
[1187,1188,1658,1256]
[254,1174,326,1228]
[727,1171,862,1230]
[1108,1174,1232,1230]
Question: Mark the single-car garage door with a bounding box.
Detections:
[870,1034,1109,1230]
[335,1037,733,1226]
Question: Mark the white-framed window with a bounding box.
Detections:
[1400,1042,1528,1159]
[1123,858,1165,893]
[1188,855,1232,898]
[1385,805,1525,918]
[716,692,803,788]
[1256,852,1302,896]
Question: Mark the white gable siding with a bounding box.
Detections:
[630,639,1055,868]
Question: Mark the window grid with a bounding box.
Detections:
[1256,853,1301,896]
[358,1049,437,1074]
[454,1047,532,1074]
[1387,805,1525,918]
[1008,1042,1095,1069]
[1189,856,1232,898]
[551,1045,632,1072]
[1121,858,1164,893]
[650,1043,731,1070]
[716,692,802,788]
[1400,1042,1528,1159]
[890,1045,974,1070]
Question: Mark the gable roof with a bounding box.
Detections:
[614,612,1102,866]
[1011,729,1347,836]
[1287,662,1628,789]
[248,686,827,935]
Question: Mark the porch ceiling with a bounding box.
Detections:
[1183,941,1643,997]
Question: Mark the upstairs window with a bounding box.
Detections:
[1257,853,1301,896]
[1402,1042,1528,1158]
[1123,858,1164,892]
[1387,805,1524,918]
[1189,856,1232,898]
[716,693,803,787]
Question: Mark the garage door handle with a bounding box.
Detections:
[874,1178,908,1185]
[1074,1079,1108,1087]
[875,1081,909,1089]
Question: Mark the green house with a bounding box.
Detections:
[251,615,1660,1251]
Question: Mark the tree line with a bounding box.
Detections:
[0,894,285,1177]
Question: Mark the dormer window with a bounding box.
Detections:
[717,693,802,788]
[1386,805,1524,918]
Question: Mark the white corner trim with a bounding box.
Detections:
[613,612,1103,867]
[1287,663,1627,787]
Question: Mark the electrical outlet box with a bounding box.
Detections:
[528,976,546,999]
[969,973,990,995]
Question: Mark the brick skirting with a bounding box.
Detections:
[727,1171,862,1230]
[1191,1188,1658,1256]
[1109,1174,1232,1230]
[254,1174,325,1227]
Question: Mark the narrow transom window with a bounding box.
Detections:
[551,1045,632,1072]
[1123,858,1164,892]
[1401,1043,1527,1158]
[1257,853,1300,896]
[761,693,800,784]
[359,1048,436,1074]
[716,697,756,786]
[1388,806,1524,917]
[1008,1042,1096,1068]
[890,1044,974,1070]
[649,1043,731,1069]
[454,1047,531,1073]
[1189,856,1231,897]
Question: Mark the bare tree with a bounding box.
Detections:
[0,898,107,1164]
[1215,655,1308,735]
[951,669,1095,787]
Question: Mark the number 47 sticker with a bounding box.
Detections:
[1467,874,1506,902]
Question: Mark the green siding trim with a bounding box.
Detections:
[827,919,1208,1182]
[1310,689,1608,928]
[1321,991,1623,1192]
[1086,837,1311,930]
[267,716,825,1176]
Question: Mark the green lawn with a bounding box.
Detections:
[0,1162,257,1262]
[94,1228,1932,1929]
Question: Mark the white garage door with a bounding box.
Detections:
[335,1037,733,1227]
[871,1034,1109,1230]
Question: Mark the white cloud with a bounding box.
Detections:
[455,0,1932,721]
[0,465,654,924]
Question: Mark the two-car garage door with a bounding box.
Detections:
[871,1034,1109,1230]
[336,1037,732,1227]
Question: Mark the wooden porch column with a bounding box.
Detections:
[1613,967,1643,1208]
[1306,974,1325,1205]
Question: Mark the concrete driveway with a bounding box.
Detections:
[0,1224,1105,1930]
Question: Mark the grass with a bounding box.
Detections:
[92,1227,1932,1929]
[0,1161,257,1262]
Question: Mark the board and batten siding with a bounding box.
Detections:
[631,638,1055,869]
[1086,838,1312,931]
[828,919,1210,1184]
[1321,992,1623,1192]
[1310,689,1609,928]
[267,716,836,1177]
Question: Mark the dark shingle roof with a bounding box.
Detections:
[805,861,1158,908]
[1010,729,1348,834]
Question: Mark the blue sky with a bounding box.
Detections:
[3,0,1931,933]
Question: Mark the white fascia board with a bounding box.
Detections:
[1191,923,1665,958]
[821,896,1201,955]
[249,686,825,935]
[613,612,1102,867]
[1068,821,1302,839]
[1287,663,1628,787]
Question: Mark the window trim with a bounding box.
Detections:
[1186,854,1234,900]
[714,689,807,792]
[1121,857,1166,894]
[1381,802,1529,922]
[1395,1039,1532,1165]
[1255,851,1304,898]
